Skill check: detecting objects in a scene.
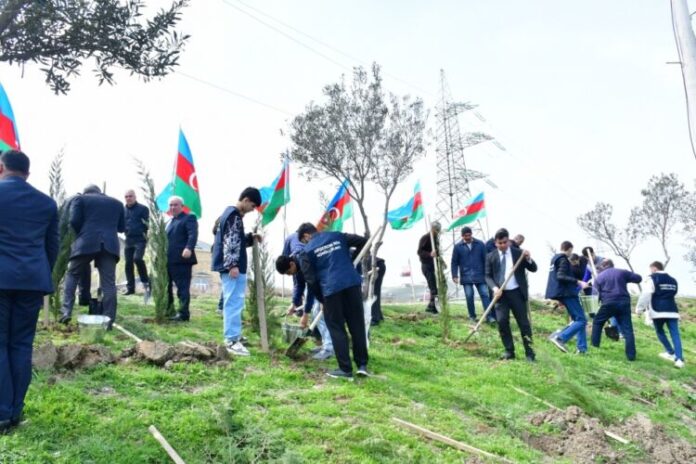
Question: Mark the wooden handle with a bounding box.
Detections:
[149,425,186,464]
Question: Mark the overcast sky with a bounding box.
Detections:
[3,0,695,295]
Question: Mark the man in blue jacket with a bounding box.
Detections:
[297,223,368,380]
[545,241,589,354]
[123,189,150,296]
[60,185,124,328]
[211,187,261,355]
[591,260,642,360]
[451,227,492,322]
[166,196,199,322]
[0,151,59,434]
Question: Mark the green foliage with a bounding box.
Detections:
[48,150,73,317]
[135,159,172,322]
[0,0,190,94]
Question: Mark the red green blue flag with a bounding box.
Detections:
[0,82,20,151]
[156,129,202,218]
[258,159,290,226]
[447,192,486,231]
[317,180,353,232]
[387,181,424,230]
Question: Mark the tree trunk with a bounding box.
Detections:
[252,241,269,352]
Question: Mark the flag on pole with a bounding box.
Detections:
[258,159,290,226]
[447,192,486,231]
[0,82,20,151]
[156,129,202,218]
[387,181,424,230]
[317,180,353,232]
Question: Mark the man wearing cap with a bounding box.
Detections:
[452,226,492,322]
[417,221,442,314]
[60,184,124,328]
[166,196,199,322]
[0,150,59,434]
[211,187,262,356]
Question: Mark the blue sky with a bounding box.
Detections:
[2,0,694,294]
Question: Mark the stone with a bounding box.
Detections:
[135,340,173,365]
[32,342,58,370]
[57,344,84,368]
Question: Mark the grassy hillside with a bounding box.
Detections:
[1,296,694,463]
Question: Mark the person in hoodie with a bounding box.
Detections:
[636,261,685,369]
[591,260,642,360]
[545,241,589,354]
[211,187,261,357]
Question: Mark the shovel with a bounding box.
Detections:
[284,226,382,358]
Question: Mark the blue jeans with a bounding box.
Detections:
[558,296,587,353]
[0,290,43,421]
[311,301,333,352]
[221,272,247,343]
[654,318,683,361]
[463,282,492,319]
[591,302,636,360]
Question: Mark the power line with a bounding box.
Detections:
[221,0,437,97]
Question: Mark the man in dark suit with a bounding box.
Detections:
[62,193,91,306]
[485,228,538,361]
[60,185,124,328]
[166,196,198,322]
[0,151,59,434]
[123,189,150,296]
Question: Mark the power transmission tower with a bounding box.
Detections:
[433,69,494,254]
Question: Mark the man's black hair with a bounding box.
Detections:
[560,241,573,252]
[275,255,294,274]
[461,226,472,235]
[0,150,29,174]
[239,187,262,207]
[581,246,594,258]
[650,261,664,271]
[297,223,317,241]
[494,228,509,241]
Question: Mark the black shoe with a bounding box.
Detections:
[425,306,438,314]
[0,420,12,435]
[78,299,90,307]
[526,354,536,362]
[370,320,381,327]
[499,351,515,360]
[169,314,190,322]
[123,289,135,296]
[356,365,370,377]
[604,326,620,341]
[58,314,71,324]
[10,415,22,427]
[326,369,353,381]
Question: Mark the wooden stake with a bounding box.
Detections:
[43,295,50,328]
[604,430,629,445]
[393,418,515,463]
[113,323,143,343]
[252,240,269,353]
[148,425,186,464]
[510,386,561,411]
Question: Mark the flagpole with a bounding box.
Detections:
[281,153,289,299]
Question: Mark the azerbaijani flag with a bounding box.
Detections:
[447,192,486,231]
[258,159,290,226]
[0,82,20,151]
[387,181,424,230]
[156,129,202,218]
[317,180,353,232]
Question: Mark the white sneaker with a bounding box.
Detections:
[658,352,676,362]
[225,341,250,356]
[675,359,685,369]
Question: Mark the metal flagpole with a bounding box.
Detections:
[281,152,289,299]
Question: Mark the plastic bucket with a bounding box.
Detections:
[77,314,111,344]
[281,315,305,344]
[580,295,599,315]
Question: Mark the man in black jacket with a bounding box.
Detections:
[485,228,538,361]
[60,185,124,328]
[545,241,589,354]
[123,189,150,296]
[62,193,91,306]
[166,196,198,322]
[417,221,441,314]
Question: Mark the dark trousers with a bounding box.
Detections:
[124,240,149,292]
[0,290,42,421]
[591,302,636,360]
[323,286,368,373]
[63,251,118,327]
[371,260,386,323]
[168,264,192,319]
[77,263,91,305]
[421,262,437,307]
[495,288,534,356]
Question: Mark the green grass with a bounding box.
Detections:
[1,296,694,463]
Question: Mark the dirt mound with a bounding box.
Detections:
[526,406,696,464]
[121,340,230,367]
[32,342,115,370]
